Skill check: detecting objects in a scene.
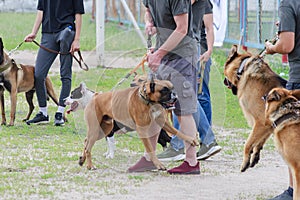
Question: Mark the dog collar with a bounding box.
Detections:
[272,111,300,128]
[237,57,250,79]
[138,88,155,105]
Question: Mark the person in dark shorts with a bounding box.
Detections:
[24,0,85,126]
[265,0,300,199]
[128,0,199,174]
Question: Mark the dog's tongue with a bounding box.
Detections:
[66,101,79,114]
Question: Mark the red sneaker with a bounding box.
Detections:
[127,157,157,173]
[167,161,200,175]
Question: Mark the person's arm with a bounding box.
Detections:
[144,8,156,35]
[265,31,295,54]
[24,10,43,42]
[200,13,214,62]
[70,13,83,52]
[148,13,189,71]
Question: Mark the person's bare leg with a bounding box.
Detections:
[178,115,198,166]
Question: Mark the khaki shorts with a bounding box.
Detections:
[156,55,198,116]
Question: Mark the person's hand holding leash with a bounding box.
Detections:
[199,50,212,62]
[70,39,80,53]
[24,33,37,42]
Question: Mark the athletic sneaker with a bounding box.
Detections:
[196,141,222,160]
[26,112,49,125]
[167,161,200,175]
[54,112,64,126]
[157,146,185,162]
[267,188,293,200]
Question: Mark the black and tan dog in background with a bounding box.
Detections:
[79,78,198,170]
[264,87,300,199]
[0,37,59,126]
[223,45,287,172]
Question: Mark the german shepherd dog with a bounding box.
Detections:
[264,87,300,199]
[0,37,59,126]
[223,45,287,172]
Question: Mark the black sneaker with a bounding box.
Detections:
[26,112,49,125]
[54,112,64,126]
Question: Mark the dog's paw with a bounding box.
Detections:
[249,152,260,168]
[240,160,251,172]
[185,137,199,147]
[87,165,97,170]
[79,156,85,166]
[103,151,114,159]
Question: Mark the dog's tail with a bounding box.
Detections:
[45,76,59,105]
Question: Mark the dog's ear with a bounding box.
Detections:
[0,37,4,65]
[224,45,239,66]
[80,82,87,94]
[150,76,155,93]
[228,45,238,59]
[267,90,281,102]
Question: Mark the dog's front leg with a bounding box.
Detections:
[9,88,17,126]
[0,86,6,125]
[163,122,199,146]
[140,136,166,171]
[240,124,272,172]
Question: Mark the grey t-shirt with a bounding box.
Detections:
[143,0,197,59]
[279,0,300,82]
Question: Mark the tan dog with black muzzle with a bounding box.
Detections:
[264,87,300,200]
[0,37,59,126]
[79,78,199,171]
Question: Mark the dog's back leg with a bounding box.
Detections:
[23,90,35,121]
[0,86,6,125]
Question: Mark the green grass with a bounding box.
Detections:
[0,12,286,199]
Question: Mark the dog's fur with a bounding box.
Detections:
[65,81,172,159]
[264,88,300,199]
[223,45,287,172]
[0,37,59,126]
[77,78,198,170]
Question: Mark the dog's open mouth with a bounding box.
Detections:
[66,101,79,114]
[162,102,176,110]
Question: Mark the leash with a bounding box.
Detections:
[32,40,89,71]
[8,40,89,71]
[111,34,152,90]
[111,55,147,90]
[8,41,24,56]
[259,33,279,57]
[198,60,206,95]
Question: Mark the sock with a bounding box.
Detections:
[57,106,65,114]
[39,107,47,117]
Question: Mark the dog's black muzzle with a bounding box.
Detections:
[224,77,237,95]
[160,91,177,110]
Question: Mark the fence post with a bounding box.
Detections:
[96,0,105,66]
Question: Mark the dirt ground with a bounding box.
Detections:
[9,51,289,200]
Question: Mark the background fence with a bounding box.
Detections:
[106,0,280,50]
